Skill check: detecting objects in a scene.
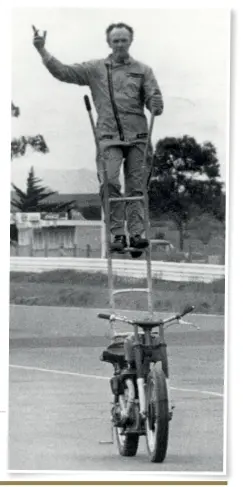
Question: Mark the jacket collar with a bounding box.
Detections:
[104,54,133,66]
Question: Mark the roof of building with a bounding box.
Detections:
[10,192,101,212]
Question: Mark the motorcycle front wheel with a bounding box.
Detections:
[145,362,169,463]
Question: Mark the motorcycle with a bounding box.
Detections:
[98,305,196,463]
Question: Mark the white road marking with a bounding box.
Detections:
[169,386,224,397]
[9,364,108,381]
[9,364,224,398]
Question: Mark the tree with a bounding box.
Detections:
[11,166,75,213]
[11,103,74,213]
[11,101,49,158]
[11,102,20,118]
[149,135,225,250]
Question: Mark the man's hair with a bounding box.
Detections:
[106,23,134,42]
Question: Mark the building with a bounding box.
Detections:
[10,211,103,258]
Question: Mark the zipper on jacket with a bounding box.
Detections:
[106,65,125,141]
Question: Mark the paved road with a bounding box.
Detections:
[9,305,225,472]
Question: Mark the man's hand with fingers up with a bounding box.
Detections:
[32,25,47,52]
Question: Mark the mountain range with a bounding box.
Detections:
[11,166,99,194]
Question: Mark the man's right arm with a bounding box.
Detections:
[39,48,90,85]
[32,26,90,86]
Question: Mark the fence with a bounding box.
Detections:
[10,242,97,258]
[10,257,225,283]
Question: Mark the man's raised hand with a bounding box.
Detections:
[32,25,47,51]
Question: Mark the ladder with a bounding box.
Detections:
[84,95,155,324]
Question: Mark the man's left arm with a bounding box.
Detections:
[143,66,164,116]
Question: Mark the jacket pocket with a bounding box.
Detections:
[125,73,143,95]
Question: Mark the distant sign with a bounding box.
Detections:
[14,213,42,228]
[12,212,71,229]
[41,213,59,220]
[41,212,68,220]
[15,212,41,223]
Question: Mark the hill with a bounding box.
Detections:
[11,166,99,194]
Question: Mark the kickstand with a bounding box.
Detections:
[99,423,114,445]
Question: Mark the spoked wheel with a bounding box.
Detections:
[115,388,139,457]
[115,427,139,457]
[145,362,169,463]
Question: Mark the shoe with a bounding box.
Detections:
[130,250,143,259]
[110,235,127,252]
[130,235,149,249]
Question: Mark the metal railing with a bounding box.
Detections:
[10,256,225,283]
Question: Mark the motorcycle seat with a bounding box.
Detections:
[100,341,126,366]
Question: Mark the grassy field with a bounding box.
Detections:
[10,270,225,314]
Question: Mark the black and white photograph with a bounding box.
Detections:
[9,7,229,474]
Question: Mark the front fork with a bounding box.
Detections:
[133,331,173,420]
[133,342,147,418]
[115,328,147,422]
[113,330,173,423]
[118,372,172,424]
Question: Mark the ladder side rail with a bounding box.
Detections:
[84,95,115,310]
[141,112,155,317]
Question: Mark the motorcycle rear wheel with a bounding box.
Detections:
[115,427,139,457]
[145,362,169,463]
[115,387,139,457]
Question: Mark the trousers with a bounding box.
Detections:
[97,143,153,237]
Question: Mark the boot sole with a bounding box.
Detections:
[130,243,149,250]
[130,251,143,259]
[110,247,127,253]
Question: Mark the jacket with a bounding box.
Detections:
[42,51,164,146]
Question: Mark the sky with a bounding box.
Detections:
[11,8,230,182]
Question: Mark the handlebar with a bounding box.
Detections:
[178,305,195,318]
[84,95,91,112]
[97,305,196,329]
[98,313,112,320]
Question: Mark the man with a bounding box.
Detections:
[32,22,163,253]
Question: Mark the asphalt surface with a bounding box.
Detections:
[9,305,225,472]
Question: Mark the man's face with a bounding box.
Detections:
[108,27,132,59]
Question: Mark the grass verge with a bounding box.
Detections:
[10,270,225,314]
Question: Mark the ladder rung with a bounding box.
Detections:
[109,196,144,202]
[119,247,148,253]
[114,332,134,337]
[112,288,150,295]
[150,239,171,245]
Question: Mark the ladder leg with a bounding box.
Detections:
[143,191,153,317]
[100,153,115,311]
[141,114,155,318]
[100,208,106,258]
[83,95,115,326]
